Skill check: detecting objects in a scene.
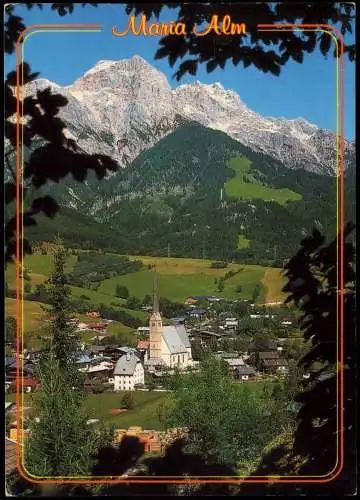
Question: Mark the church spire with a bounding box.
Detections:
[152,266,159,313]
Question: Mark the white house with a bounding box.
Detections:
[225,317,238,329]
[137,326,150,336]
[113,352,145,391]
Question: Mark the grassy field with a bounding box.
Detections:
[5,298,138,348]
[84,391,170,429]
[5,253,287,343]
[98,267,264,303]
[7,382,274,430]
[237,234,250,249]
[5,253,77,289]
[6,252,287,306]
[99,257,282,304]
[5,298,45,333]
[7,391,171,430]
[224,156,302,206]
[261,268,289,304]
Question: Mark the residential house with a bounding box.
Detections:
[87,345,106,357]
[113,352,145,391]
[22,377,40,393]
[193,330,221,348]
[234,365,257,381]
[87,323,107,332]
[137,326,150,336]
[101,345,127,363]
[5,358,35,382]
[75,353,93,370]
[257,351,288,373]
[23,348,41,362]
[224,318,239,329]
[223,357,245,371]
[170,317,186,325]
[216,351,240,360]
[187,308,207,320]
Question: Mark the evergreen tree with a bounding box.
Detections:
[25,238,110,477]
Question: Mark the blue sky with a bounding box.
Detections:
[5,3,355,138]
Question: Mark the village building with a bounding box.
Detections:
[257,351,288,374]
[187,308,207,320]
[234,365,256,381]
[145,270,193,371]
[224,317,239,329]
[113,352,145,391]
[137,326,150,336]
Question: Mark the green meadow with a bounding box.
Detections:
[225,156,302,206]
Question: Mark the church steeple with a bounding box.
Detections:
[149,266,163,360]
[152,266,159,314]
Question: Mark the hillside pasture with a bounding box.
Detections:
[225,156,302,206]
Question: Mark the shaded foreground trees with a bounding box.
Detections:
[240,223,356,495]
[22,240,113,481]
[125,3,355,80]
[4,3,117,264]
[159,356,280,471]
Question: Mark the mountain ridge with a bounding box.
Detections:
[23,55,355,176]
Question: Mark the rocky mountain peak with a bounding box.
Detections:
[23,56,354,175]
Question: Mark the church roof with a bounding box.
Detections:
[173,324,191,349]
[163,326,188,354]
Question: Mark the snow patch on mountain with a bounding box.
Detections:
[23,55,354,176]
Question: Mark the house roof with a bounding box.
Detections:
[163,326,188,354]
[225,358,245,366]
[262,358,288,367]
[236,365,256,375]
[198,331,221,337]
[22,378,39,387]
[75,354,92,364]
[5,357,16,368]
[188,308,207,315]
[258,351,280,360]
[91,355,113,363]
[87,345,105,353]
[5,438,17,476]
[114,353,142,376]
[218,352,240,359]
[248,340,278,351]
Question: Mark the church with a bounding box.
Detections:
[144,270,193,371]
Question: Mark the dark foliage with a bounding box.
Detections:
[125,3,355,81]
[240,223,356,495]
[4,3,117,265]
